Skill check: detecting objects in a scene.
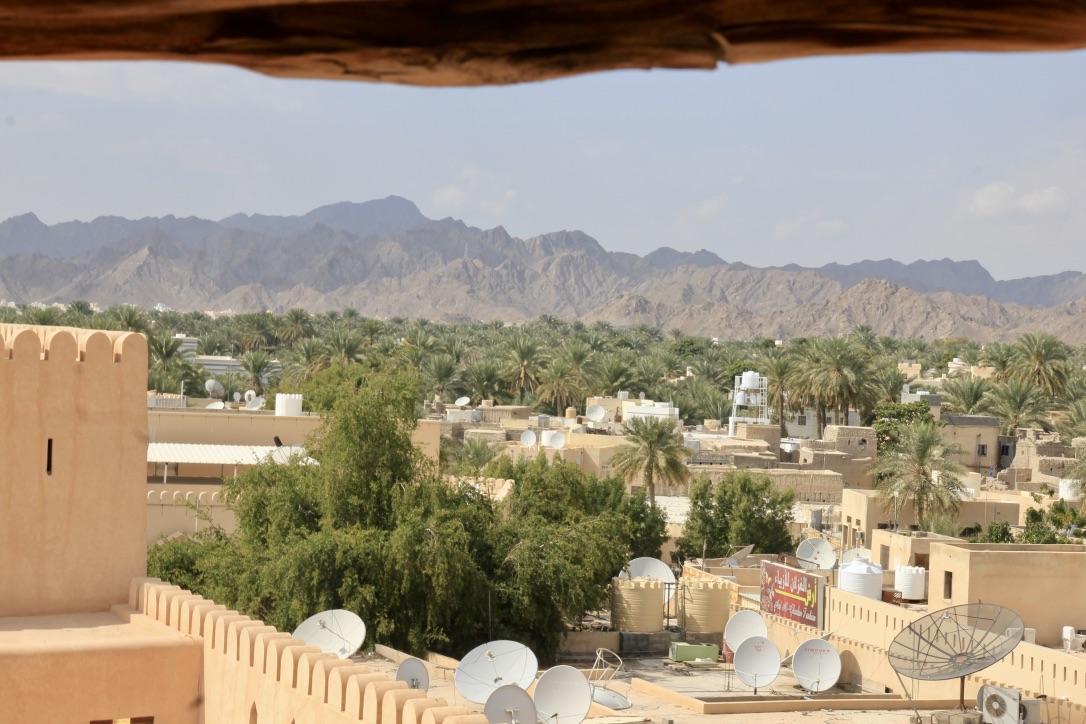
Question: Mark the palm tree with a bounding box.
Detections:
[610,416,690,506]
[987,379,1052,434]
[280,337,329,385]
[536,360,584,416]
[239,350,276,395]
[794,337,872,434]
[108,305,150,334]
[462,360,505,404]
[592,352,636,397]
[278,308,315,346]
[869,420,967,527]
[939,376,992,415]
[755,348,796,438]
[325,327,364,368]
[1009,332,1070,397]
[23,306,64,326]
[502,333,544,401]
[445,437,501,476]
[981,342,1016,380]
[424,353,460,398]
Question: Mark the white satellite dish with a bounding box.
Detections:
[233,392,242,403]
[205,400,226,410]
[586,405,608,423]
[639,391,646,400]
[533,665,592,724]
[839,547,871,566]
[734,636,781,694]
[246,396,265,410]
[455,396,471,407]
[977,685,1020,724]
[619,557,675,584]
[791,638,842,693]
[245,389,256,402]
[292,609,366,660]
[725,544,755,567]
[484,685,537,724]
[796,538,837,570]
[549,432,566,450]
[397,657,430,692]
[454,640,538,704]
[724,610,768,650]
[520,430,537,448]
[205,379,225,398]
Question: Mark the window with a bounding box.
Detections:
[944,571,953,599]
[977,444,988,457]
[797,414,807,426]
[46,438,53,475]
[1000,443,1011,456]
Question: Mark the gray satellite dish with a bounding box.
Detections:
[292,609,366,659]
[455,396,471,407]
[483,685,537,724]
[888,603,1024,711]
[205,379,225,398]
[520,430,537,448]
[725,544,755,567]
[588,648,630,710]
[724,610,768,650]
[791,638,842,693]
[796,538,836,570]
[245,389,256,402]
[534,665,592,724]
[585,405,608,423]
[454,640,538,704]
[734,636,781,694]
[397,657,430,692]
[246,396,265,410]
[639,391,646,400]
[205,400,226,410]
[548,432,566,450]
[233,392,242,403]
[839,547,871,566]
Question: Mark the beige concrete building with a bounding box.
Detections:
[941,413,1001,473]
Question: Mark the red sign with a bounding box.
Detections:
[760,561,823,628]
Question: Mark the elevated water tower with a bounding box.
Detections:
[728,370,770,436]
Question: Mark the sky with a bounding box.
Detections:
[0,51,1084,280]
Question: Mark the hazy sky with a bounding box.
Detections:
[0,51,1084,280]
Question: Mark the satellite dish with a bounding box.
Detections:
[977,685,1020,724]
[397,657,430,692]
[205,379,225,398]
[724,610,768,650]
[796,538,837,570]
[734,636,781,694]
[520,430,537,448]
[839,547,871,566]
[549,432,566,450]
[533,665,592,724]
[791,638,842,693]
[725,544,755,567]
[639,391,646,400]
[246,396,265,410]
[233,392,242,403]
[454,641,538,704]
[205,400,226,410]
[483,685,537,724]
[586,405,608,423]
[588,648,630,710]
[292,609,366,660]
[245,389,256,402]
[888,603,1024,710]
[455,396,471,407]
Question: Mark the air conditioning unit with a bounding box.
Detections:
[1020,698,1042,724]
[977,685,1019,724]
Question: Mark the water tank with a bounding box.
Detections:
[1059,478,1081,501]
[838,557,883,600]
[611,579,664,632]
[274,393,303,417]
[538,415,550,429]
[540,430,555,447]
[741,370,759,389]
[681,580,729,633]
[894,566,928,600]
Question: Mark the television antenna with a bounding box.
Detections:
[533,665,592,724]
[483,685,537,724]
[791,638,842,694]
[724,610,768,650]
[397,657,430,692]
[585,405,608,423]
[887,603,1024,715]
[455,396,471,407]
[734,636,780,694]
[292,609,366,659]
[454,640,538,704]
[795,538,837,570]
[519,430,537,448]
[588,648,630,710]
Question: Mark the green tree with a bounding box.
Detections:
[869,420,967,527]
[939,376,991,415]
[987,379,1052,434]
[1009,332,1070,398]
[610,416,690,506]
[676,471,795,561]
[870,400,934,452]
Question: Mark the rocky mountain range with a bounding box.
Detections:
[2,196,1085,343]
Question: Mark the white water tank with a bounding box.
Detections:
[895,566,928,600]
[1059,478,1081,501]
[741,370,759,389]
[838,557,883,600]
[274,393,303,417]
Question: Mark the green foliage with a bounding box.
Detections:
[974,520,1014,543]
[870,419,967,525]
[676,471,795,562]
[871,400,934,452]
[610,416,690,506]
